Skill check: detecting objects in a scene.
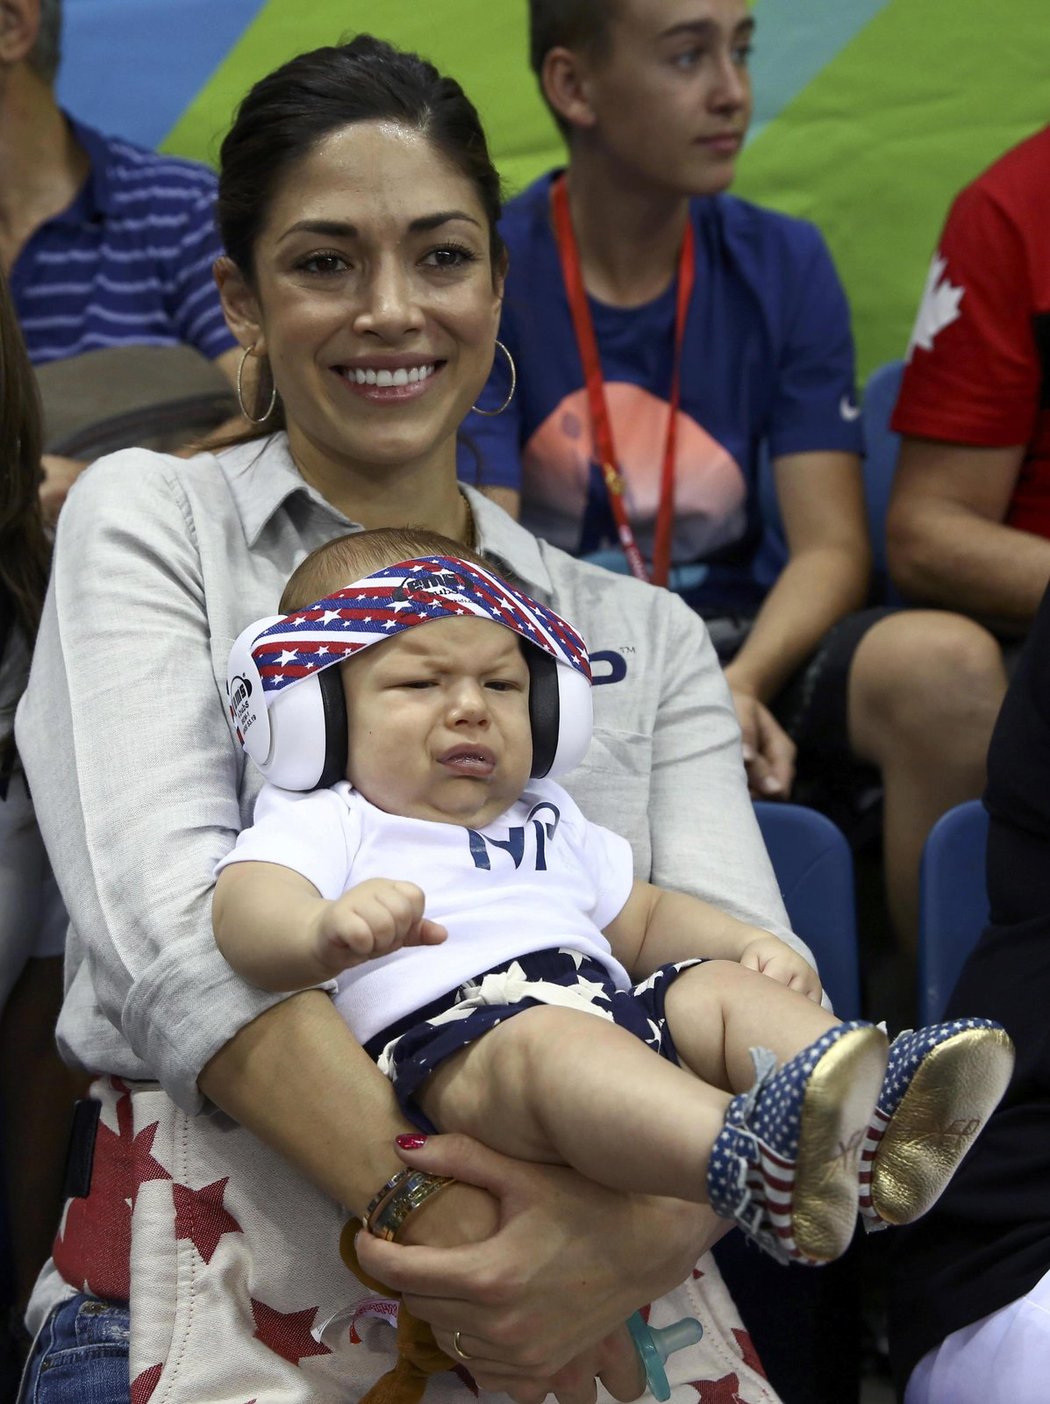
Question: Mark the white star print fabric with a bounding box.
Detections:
[251,554,591,699]
[58,1076,786,1402]
[375,949,707,1123]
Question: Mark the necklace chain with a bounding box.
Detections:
[460,494,478,551]
[287,441,478,552]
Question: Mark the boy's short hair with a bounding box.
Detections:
[29,0,62,85]
[528,0,619,78]
[528,0,620,139]
[280,528,495,614]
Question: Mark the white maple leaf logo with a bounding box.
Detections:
[906,253,964,361]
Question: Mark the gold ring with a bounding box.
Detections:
[452,1330,475,1362]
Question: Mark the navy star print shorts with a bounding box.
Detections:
[365,947,706,1133]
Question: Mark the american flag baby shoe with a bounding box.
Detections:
[707,1021,888,1266]
[858,1018,1015,1232]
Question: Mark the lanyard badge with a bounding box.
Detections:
[550,174,695,588]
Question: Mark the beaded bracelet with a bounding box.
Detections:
[366,1168,455,1241]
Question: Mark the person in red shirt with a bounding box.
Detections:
[888,124,1050,644]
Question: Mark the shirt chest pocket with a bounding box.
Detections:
[563,727,654,878]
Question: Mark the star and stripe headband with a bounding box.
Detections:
[249,555,591,695]
[226,554,593,778]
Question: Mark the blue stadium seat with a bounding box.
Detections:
[917,799,990,1023]
[719,803,864,1404]
[860,359,906,605]
[753,801,861,1018]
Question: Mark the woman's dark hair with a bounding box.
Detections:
[216,34,504,430]
[0,268,48,761]
[218,32,503,277]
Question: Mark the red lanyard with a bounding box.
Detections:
[550,173,695,588]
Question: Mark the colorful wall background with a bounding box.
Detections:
[57,0,1047,382]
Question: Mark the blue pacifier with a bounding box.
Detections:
[626,1311,704,1401]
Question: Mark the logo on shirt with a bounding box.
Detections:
[589,650,628,686]
[468,801,561,871]
[524,384,747,563]
[906,252,964,362]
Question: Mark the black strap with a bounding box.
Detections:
[0,594,14,803]
[62,1098,102,1200]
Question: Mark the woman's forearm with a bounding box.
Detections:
[199,994,726,1396]
[198,989,412,1215]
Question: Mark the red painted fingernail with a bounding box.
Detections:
[396,1133,428,1150]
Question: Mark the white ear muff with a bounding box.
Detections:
[261,674,334,791]
[544,659,594,778]
[226,617,281,769]
[526,648,594,779]
[226,565,594,791]
[226,618,336,791]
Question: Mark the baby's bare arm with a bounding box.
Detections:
[213,863,446,991]
[605,880,822,1000]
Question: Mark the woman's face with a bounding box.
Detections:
[219,120,503,491]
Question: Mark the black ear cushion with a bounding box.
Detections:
[316,666,349,789]
[525,647,559,778]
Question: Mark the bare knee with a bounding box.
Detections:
[664,958,767,1014]
[849,611,1007,761]
[421,1005,589,1129]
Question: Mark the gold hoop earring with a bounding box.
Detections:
[236,344,278,424]
[471,340,516,417]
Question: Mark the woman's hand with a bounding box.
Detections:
[355,1133,728,1403]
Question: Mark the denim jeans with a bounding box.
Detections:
[17,1295,130,1404]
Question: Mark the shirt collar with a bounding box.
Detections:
[216,432,554,599]
[62,115,117,223]
[462,484,553,601]
[220,433,354,545]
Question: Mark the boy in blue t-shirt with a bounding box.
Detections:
[460,0,1007,963]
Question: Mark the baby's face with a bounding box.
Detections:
[340,615,533,826]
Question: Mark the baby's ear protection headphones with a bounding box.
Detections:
[226,556,594,792]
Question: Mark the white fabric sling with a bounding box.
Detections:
[47,1077,783,1403]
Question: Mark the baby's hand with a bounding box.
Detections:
[739,934,823,1003]
[313,878,447,975]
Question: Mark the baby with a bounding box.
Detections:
[215,527,1013,1269]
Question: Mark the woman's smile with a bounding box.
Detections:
[334,356,444,402]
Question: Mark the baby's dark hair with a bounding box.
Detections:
[280,528,495,613]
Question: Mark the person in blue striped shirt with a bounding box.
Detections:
[0,0,242,519]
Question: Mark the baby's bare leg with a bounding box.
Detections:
[662,958,840,1091]
[417,964,837,1203]
[417,1005,727,1200]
